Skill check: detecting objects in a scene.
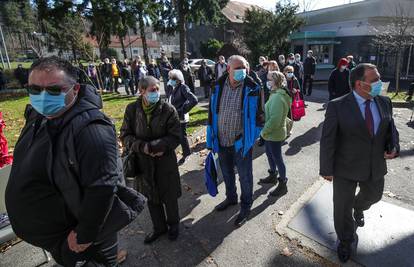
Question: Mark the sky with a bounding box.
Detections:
[235,0,365,12]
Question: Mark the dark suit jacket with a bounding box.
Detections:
[319,92,397,181]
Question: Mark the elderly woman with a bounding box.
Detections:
[259,71,291,198]
[120,76,182,244]
[166,69,198,165]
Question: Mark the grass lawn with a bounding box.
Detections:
[0,93,208,150]
[3,61,33,69]
[386,91,411,102]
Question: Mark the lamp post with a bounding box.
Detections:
[0,24,11,69]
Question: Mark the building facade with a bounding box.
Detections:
[291,0,414,82]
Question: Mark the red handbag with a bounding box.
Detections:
[291,92,306,121]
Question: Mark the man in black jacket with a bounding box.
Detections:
[6,56,146,267]
[303,50,316,96]
[320,63,399,263]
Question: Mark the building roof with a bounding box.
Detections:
[84,35,160,49]
[299,0,414,26]
[222,1,263,23]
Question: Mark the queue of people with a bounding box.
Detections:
[3,52,400,267]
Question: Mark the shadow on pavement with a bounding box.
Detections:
[285,122,323,156]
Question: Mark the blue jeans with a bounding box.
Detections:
[265,140,287,182]
[218,146,253,211]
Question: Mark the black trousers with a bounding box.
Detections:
[51,233,119,267]
[111,77,119,93]
[180,122,191,157]
[333,177,384,243]
[303,74,313,96]
[148,198,179,233]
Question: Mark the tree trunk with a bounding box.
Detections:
[138,9,149,65]
[177,1,187,60]
[119,36,127,60]
[395,49,401,94]
[72,43,78,63]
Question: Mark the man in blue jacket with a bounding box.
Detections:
[207,55,264,227]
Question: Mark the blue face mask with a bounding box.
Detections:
[233,69,246,82]
[146,91,160,104]
[369,80,382,97]
[167,79,177,87]
[30,90,69,117]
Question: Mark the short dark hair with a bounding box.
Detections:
[350,63,377,89]
[30,56,78,83]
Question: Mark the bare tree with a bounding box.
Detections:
[372,1,414,93]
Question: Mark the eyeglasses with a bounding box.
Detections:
[27,84,74,95]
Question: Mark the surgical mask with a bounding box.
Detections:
[146,91,160,104]
[280,60,285,64]
[266,81,273,89]
[167,79,177,87]
[233,69,246,82]
[340,65,347,71]
[29,88,73,117]
[288,59,294,64]
[184,59,189,64]
[369,80,382,97]
[295,57,300,62]
[286,72,294,79]
[307,54,311,58]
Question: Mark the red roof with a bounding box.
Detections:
[84,35,160,48]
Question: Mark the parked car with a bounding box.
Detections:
[188,59,215,77]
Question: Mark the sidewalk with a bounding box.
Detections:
[1,88,413,267]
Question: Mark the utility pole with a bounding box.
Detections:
[0,24,11,69]
[0,43,5,69]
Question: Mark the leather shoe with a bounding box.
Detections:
[354,209,365,227]
[258,171,278,184]
[337,241,351,263]
[215,199,237,211]
[168,224,179,241]
[144,230,167,244]
[234,210,250,227]
[269,180,288,197]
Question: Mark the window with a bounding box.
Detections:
[309,44,332,64]
[133,49,139,54]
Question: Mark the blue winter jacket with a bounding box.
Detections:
[206,73,264,157]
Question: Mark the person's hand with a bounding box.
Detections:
[292,88,298,94]
[384,151,398,159]
[322,175,333,182]
[142,143,151,155]
[67,230,92,253]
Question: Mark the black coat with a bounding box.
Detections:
[198,65,213,86]
[6,85,146,248]
[179,64,195,89]
[120,99,182,203]
[328,68,351,100]
[304,56,316,75]
[166,83,198,121]
[320,93,398,181]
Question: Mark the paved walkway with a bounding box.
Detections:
[1,87,413,267]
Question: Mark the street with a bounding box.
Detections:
[1,87,413,267]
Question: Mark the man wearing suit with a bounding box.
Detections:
[320,63,399,263]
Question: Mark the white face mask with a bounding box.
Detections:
[266,81,273,89]
[286,72,294,79]
[288,59,294,64]
[340,65,347,71]
[295,57,300,62]
[307,54,312,58]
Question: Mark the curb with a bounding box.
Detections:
[392,101,414,109]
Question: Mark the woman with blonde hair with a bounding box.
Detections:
[259,71,291,198]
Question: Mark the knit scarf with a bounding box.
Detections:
[142,98,158,123]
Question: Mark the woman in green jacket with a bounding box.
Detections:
[260,71,292,197]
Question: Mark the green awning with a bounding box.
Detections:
[307,40,341,45]
[290,31,337,40]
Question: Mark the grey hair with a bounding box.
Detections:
[268,71,286,89]
[138,76,160,91]
[228,55,248,68]
[168,69,185,84]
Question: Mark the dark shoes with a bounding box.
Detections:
[258,171,278,184]
[337,241,351,263]
[354,209,365,227]
[269,180,288,197]
[168,224,179,241]
[234,210,250,227]
[215,199,238,211]
[144,230,167,244]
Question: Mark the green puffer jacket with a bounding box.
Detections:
[261,88,292,142]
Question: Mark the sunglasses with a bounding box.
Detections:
[27,85,73,95]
